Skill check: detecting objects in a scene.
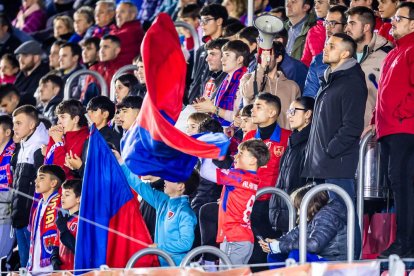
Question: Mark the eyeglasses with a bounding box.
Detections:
[323,21,345,28]
[286,108,306,116]
[200,17,215,25]
[391,15,414,23]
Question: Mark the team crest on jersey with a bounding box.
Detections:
[70,222,78,232]
[167,210,175,220]
[274,146,284,157]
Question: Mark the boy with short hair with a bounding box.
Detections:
[216,139,270,265]
[12,105,49,267]
[193,40,249,127]
[45,100,89,179]
[87,96,121,150]
[38,74,64,125]
[26,165,66,274]
[52,179,82,271]
[116,95,143,132]
[178,4,201,51]
[115,151,198,266]
[0,115,16,258]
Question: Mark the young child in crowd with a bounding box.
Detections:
[216,139,270,265]
[45,100,89,179]
[239,104,256,137]
[86,96,121,150]
[117,96,143,132]
[186,112,210,136]
[0,54,19,84]
[259,184,347,267]
[114,150,199,266]
[0,115,16,258]
[52,179,82,271]
[26,165,66,274]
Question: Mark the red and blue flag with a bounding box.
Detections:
[121,13,230,182]
[75,125,157,271]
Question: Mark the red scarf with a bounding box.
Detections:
[27,192,61,271]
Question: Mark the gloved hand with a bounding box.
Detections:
[51,247,62,271]
[56,211,69,233]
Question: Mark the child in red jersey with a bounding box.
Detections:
[52,179,82,271]
[216,139,270,265]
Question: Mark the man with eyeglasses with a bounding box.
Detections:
[186,4,228,105]
[345,7,393,127]
[365,2,414,258]
[284,0,316,60]
[303,5,347,97]
[303,33,366,259]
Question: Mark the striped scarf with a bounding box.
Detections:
[214,67,247,126]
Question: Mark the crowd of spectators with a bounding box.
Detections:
[0,0,413,273]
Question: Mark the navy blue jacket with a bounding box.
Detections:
[278,200,347,261]
[303,53,328,98]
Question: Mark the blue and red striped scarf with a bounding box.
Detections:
[214,67,247,126]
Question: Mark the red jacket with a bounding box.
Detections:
[45,127,89,179]
[373,31,414,138]
[243,125,291,200]
[110,20,144,65]
[378,21,395,45]
[301,19,326,67]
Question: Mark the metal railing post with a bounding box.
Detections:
[64,69,108,100]
[357,132,374,235]
[180,245,232,270]
[247,0,254,26]
[299,184,355,264]
[125,248,175,268]
[256,187,296,230]
[109,64,138,102]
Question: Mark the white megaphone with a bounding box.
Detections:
[254,14,284,51]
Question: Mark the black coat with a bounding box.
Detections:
[187,43,209,104]
[302,60,367,179]
[14,62,50,99]
[269,124,310,234]
[278,200,347,261]
[41,95,63,125]
[0,33,21,58]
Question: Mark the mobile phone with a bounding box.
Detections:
[256,235,265,242]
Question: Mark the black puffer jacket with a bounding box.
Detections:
[302,59,367,179]
[278,200,347,261]
[269,124,310,234]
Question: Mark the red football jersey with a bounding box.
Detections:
[216,168,261,243]
[243,125,291,200]
[59,215,78,270]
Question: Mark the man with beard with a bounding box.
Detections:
[345,6,393,126]
[14,41,50,102]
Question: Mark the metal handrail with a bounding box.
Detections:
[64,69,108,100]
[256,187,296,230]
[357,132,374,236]
[299,184,355,264]
[125,248,175,268]
[175,21,200,54]
[109,64,138,102]
[180,245,232,269]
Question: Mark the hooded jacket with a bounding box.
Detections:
[269,124,310,233]
[302,59,367,179]
[240,68,300,130]
[11,123,49,228]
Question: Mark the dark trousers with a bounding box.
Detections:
[199,202,219,261]
[380,134,414,244]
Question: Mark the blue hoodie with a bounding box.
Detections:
[121,164,196,266]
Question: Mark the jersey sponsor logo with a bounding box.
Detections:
[167,210,175,220]
[274,146,284,157]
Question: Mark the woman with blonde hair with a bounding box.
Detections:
[222,0,247,19]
